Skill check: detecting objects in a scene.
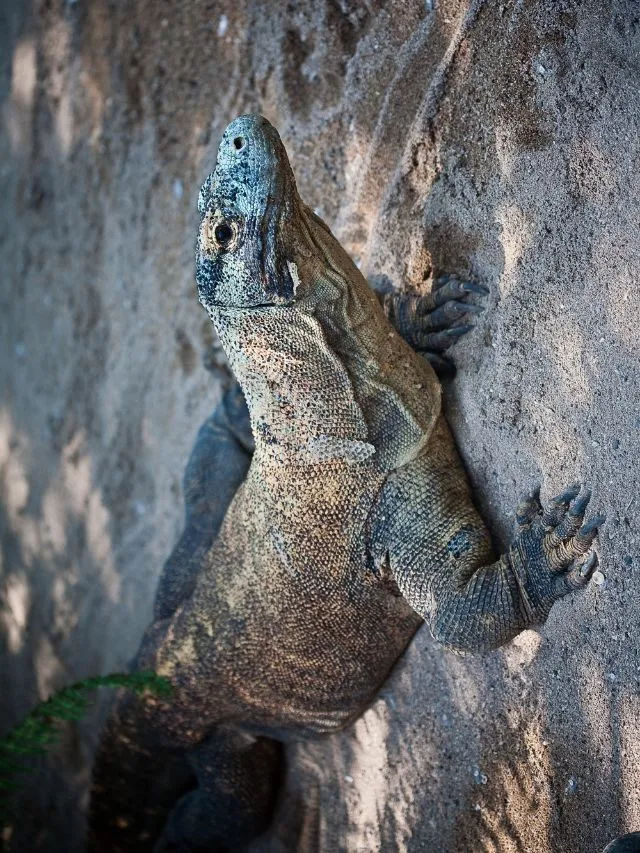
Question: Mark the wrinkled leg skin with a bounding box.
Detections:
[87,384,282,852]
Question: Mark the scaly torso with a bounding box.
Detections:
[157,455,421,737]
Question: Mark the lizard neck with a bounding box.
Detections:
[210,305,375,466]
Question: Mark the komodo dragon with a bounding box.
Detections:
[89,114,604,852]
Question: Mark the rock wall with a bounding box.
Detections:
[1,1,639,850]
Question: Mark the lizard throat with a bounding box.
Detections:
[209,305,374,465]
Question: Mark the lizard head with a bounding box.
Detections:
[196,114,302,310]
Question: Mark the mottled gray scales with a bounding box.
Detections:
[88,115,604,852]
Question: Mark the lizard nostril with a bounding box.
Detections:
[233,136,246,151]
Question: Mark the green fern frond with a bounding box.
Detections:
[0,671,172,824]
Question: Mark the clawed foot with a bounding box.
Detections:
[381,275,488,378]
[510,484,605,619]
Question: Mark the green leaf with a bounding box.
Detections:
[0,671,172,827]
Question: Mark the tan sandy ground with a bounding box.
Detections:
[1,1,639,851]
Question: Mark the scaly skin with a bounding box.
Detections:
[88,115,604,852]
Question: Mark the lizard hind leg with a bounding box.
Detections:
[155,729,284,852]
[380,275,489,378]
[88,692,197,853]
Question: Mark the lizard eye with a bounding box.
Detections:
[214,222,235,249]
[199,212,242,256]
[232,136,246,151]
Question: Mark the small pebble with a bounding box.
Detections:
[565,777,577,795]
[608,672,616,682]
[591,570,605,587]
[217,15,228,37]
[472,767,488,785]
[344,775,353,783]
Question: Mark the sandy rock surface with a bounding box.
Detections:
[1,1,639,851]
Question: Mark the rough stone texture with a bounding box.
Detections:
[0,1,638,851]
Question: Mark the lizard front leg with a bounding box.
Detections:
[367,416,604,653]
[378,275,488,377]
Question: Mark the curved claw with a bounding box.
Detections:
[550,511,606,569]
[546,487,591,547]
[554,550,598,595]
[415,299,483,332]
[580,514,607,534]
[568,490,592,518]
[580,550,598,578]
[541,484,581,529]
[432,276,489,307]
[573,514,607,552]
[552,484,582,504]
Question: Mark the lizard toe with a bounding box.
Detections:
[432,275,489,304]
[540,483,581,531]
[552,550,598,596]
